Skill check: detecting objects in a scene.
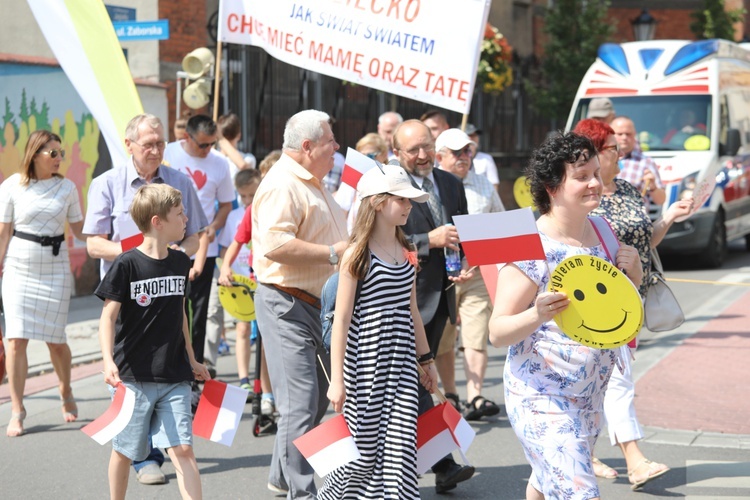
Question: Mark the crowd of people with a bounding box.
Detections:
[0,103,684,499]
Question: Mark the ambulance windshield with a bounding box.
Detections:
[574,95,712,152]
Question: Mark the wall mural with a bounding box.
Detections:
[0,62,106,294]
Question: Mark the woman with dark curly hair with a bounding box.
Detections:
[489,132,644,500]
[574,118,692,490]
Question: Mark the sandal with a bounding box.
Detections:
[592,457,618,479]
[628,458,669,490]
[61,395,78,423]
[444,393,462,412]
[464,395,500,421]
[6,409,26,437]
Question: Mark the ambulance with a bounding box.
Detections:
[566,39,750,268]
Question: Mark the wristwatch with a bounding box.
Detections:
[328,245,339,265]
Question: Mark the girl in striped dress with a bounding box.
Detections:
[319,164,438,499]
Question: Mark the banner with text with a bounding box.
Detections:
[218,0,491,114]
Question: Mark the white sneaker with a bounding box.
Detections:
[267,482,288,494]
[136,463,166,485]
[261,398,275,416]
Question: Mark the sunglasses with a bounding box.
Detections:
[447,146,472,158]
[189,134,216,149]
[39,149,65,159]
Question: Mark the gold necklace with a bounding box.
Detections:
[551,217,588,248]
[371,239,400,264]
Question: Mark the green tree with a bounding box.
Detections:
[19,89,29,124]
[1,97,16,147]
[526,0,614,123]
[691,0,746,41]
[37,101,51,131]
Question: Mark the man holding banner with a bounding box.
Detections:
[252,110,348,498]
[84,113,208,485]
[393,119,474,493]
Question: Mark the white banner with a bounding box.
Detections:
[219,0,491,114]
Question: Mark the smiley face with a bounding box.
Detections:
[548,255,643,349]
[219,274,257,322]
[513,176,536,210]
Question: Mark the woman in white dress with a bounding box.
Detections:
[0,130,85,437]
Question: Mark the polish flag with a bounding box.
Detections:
[193,380,249,446]
[341,147,375,189]
[117,215,143,251]
[480,265,499,305]
[416,402,476,474]
[81,383,136,445]
[293,414,361,477]
[453,207,545,266]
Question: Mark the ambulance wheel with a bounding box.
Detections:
[701,209,727,268]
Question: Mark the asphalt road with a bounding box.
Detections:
[2,240,750,499]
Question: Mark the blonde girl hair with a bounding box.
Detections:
[347,193,413,280]
[20,130,64,186]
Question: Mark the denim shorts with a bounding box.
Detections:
[112,381,192,461]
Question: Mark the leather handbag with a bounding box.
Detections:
[644,248,685,332]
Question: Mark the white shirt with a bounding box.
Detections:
[472,151,499,186]
[218,206,252,276]
[164,141,236,257]
[463,170,504,215]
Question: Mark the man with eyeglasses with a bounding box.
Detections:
[392,119,474,494]
[164,114,236,376]
[435,128,504,423]
[84,113,208,485]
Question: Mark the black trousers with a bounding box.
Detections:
[187,257,215,364]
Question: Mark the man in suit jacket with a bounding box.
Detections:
[393,119,474,493]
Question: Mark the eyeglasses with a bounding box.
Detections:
[399,144,435,157]
[132,140,166,151]
[365,152,378,159]
[447,146,472,158]
[600,144,620,154]
[188,134,216,150]
[38,149,65,159]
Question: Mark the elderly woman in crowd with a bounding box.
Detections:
[574,118,692,490]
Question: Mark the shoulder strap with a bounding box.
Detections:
[588,216,619,262]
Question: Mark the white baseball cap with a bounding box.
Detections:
[587,98,614,119]
[436,128,476,152]
[357,163,430,202]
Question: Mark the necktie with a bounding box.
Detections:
[422,177,444,226]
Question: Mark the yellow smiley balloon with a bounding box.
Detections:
[513,176,535,210]
[219,274,257,322]
[548,255,643,349]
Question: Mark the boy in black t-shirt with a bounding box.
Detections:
[96,184,210,500]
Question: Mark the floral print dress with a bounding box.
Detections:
[590,178,653,296]
[504,233,619,500]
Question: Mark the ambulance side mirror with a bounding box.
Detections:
[722,128,741,157]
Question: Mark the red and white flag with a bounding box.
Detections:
[453,208,545,266]
[116,215,143,252]
[416,401,476,474]
[341,147,376,189]
[81,383,135,445]
[193,380,249,447]
[293,414,361,477]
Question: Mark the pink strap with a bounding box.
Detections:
[588,216,619,262]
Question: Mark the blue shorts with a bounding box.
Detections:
[112,381,192,461]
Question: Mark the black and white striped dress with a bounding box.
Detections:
[318,254,420,499]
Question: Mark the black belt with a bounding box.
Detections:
[13,230,65,256]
